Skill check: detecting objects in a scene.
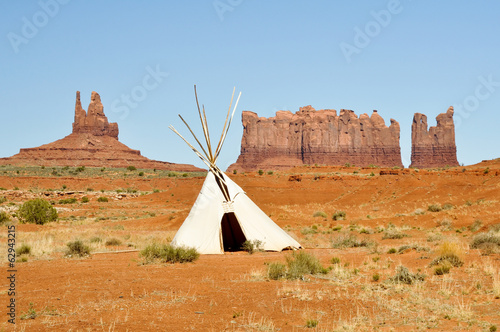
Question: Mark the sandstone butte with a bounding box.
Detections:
[0,91,202,172]
[410,106,459,168]
[227,106,404,172]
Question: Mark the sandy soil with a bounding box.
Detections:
[1,162,499,331]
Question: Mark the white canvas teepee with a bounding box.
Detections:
[169,86,302,254]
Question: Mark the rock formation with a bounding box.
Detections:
[73,91,119,139]
[0,91,202,172]
[228,106,403,171]
[409,106,459,168]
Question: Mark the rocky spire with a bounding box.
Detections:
[410,106,459,168]
[72,91,118,139]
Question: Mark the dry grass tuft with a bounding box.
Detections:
[430,241,464,267]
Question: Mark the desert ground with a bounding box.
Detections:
[1,161,499,331]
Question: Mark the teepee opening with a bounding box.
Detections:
[220,212,246,251]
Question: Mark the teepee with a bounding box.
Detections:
[169,86,302,254]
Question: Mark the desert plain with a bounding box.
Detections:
[1,160,499,331]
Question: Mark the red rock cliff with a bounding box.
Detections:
[409,106,459,168]
[228,106,403,171]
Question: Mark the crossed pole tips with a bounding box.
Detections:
[168,85,242,191]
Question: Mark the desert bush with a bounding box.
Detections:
[442,203,454,210]
[387,248,397,254]
[427,204,442,212]
[81,196,89,203]
[18,199,58,225]
[97,197,108,203]
[470,232,500,254]
[429,242,464,267]
[301,226,317,235]
[305,319,318,328]
[434,261,452,275]
[16,243,31,256]
[65,240,91,257]
[468,219,482,232]
[258,169,264,175]
[286,251,328,280]
[127,166,137,171]
[268,262,287,280]
[241,239,263,254]
[436,218,453,231]
[313,211,327,218]
[372,273,380,282]
[138,171,144,176]
[267,251,327,281]
[140,243,199,264]
[413,208,425,215]
[382,228,408,239]
[330,257,341,264]
[331,233,372,248]
[58,198,77,204]
[389,265,425,285]
[90,236,102,243]
[0,211,10,224]
[105,238,122,246]
[332,211,346,221]
[0,196,6,204]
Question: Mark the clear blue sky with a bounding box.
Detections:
[1,1,499,169]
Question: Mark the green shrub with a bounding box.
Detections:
[16,243,31,256]
[427,204,442,212]
[138,171,144,176]
[90,236,102,243]
[285,251,328,280]
[76,166,85,173]
[434,262,451,275]
[241,239,263,254]
[258,169,264,175]
[332,211,346,221]
[0,211,10,224]
[140,243,199,263]
[267,251,327,281]
[18,199,58,225]
[97,197,108,203]
[442,203,454,210]
[331,233,372,248]
[382,228,408,239]
[65,240,91,257]
[387,248,397,254]
[372,273,380,282]
[468,219,482,232]
[267,171,274,175]
[389,265,425,284]
[470,232,500,254]
[233,169,237,175]
[105,238,122,246]
[301,226,317,235]
[313,211,327,218]
[305,319,318,328]
[58,198,77,204]
[268,262,286,280]
[127,166,137,171]
[330,257,341,264]
[81,196,89,203]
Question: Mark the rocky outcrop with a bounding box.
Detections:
[0,91,202,172]
[73,91,119,139]
[228,106,403,171]
[410,107,459,168]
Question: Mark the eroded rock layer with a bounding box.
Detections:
[410,107,459,168]
[0,91,202,172]
[228,106,403,171]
